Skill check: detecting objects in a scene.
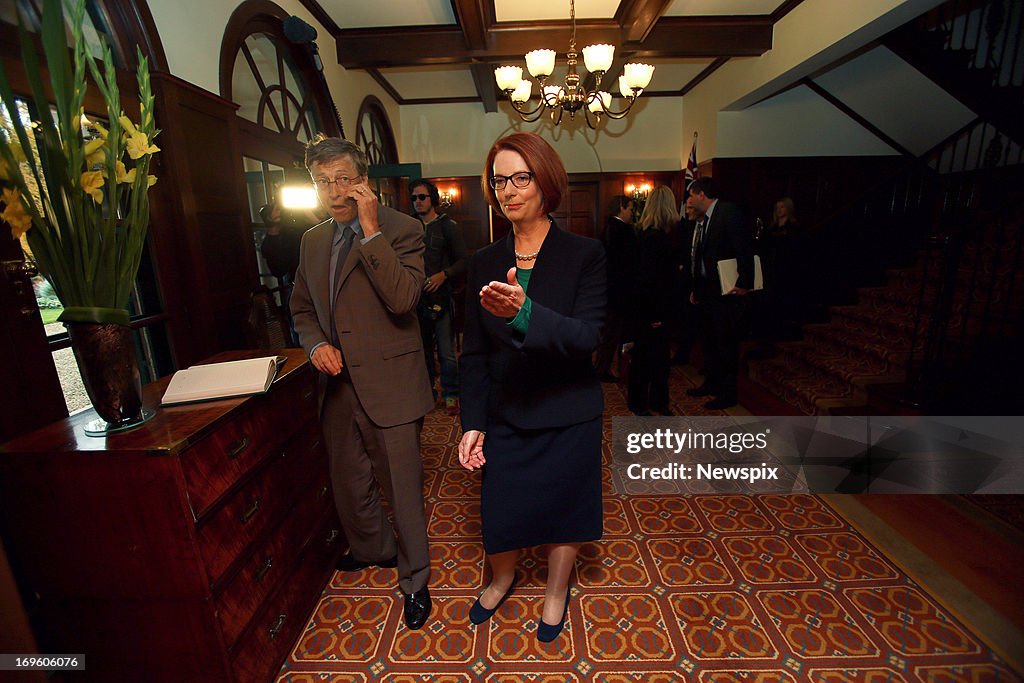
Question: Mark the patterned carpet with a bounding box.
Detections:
[274,372,1020,682]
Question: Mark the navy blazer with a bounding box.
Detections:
[697,200,755,293]
[459,223,607,432]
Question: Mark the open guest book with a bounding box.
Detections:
[161,356,287,406]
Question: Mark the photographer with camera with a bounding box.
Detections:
[411,179,467,415]
[260,200,319,344]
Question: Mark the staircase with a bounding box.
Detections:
[749,216,1023,414]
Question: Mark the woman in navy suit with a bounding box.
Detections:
[458,132,606,643]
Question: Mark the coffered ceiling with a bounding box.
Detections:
[299,0,803,109]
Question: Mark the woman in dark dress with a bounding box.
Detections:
[458,132,606,643]
[627,186,679,415]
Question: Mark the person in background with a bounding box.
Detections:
[410,178,468,416]
[458,132,606,644]
[290,135,434,631]
[686,177,754,410]
[670,194,703,365]
[627,186,678,415]
[260,200,319,344]
[752,196,801,351]
[594,194,636,383]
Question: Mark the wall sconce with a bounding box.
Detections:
[439,187,458,209]
[625,182,651,202]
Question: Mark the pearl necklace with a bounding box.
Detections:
[514,249,540,261]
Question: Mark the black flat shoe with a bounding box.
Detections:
[404,586,432,630]
[469,573,518,625]
[537,588,571,643]
[336,553,397,572]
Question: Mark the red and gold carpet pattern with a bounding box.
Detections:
[275,382,1019,682]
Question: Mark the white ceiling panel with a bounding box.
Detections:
[815,46,977,156]
[494,0,621,23]
[380,66,480,100]
[665,0,785,16]
[640,58,713,91]
[324,0,455,29]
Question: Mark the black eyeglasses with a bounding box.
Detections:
[489,172,534,190]
[411,193,430,201]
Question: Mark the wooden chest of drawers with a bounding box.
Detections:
[0,349,343,682]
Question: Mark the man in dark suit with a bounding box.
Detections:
[686,177,754,409]
[291,135,434,630]
[594,194,636,382]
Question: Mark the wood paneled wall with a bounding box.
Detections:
[709,156,906,230]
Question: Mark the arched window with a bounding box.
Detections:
[220,2,339,144]
[356,96,398,165]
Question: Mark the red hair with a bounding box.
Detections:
[482,132,567,216]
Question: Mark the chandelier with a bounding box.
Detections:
[493,0,654,129]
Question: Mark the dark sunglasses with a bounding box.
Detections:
[411,193,430,201]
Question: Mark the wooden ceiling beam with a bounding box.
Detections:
[451,0,488,50]
[333,18,773,68]
[616,0,675,43]
[470,62,499,112]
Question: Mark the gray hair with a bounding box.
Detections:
[304,134,368,177]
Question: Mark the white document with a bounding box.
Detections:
[717,256,764,294]
[161,356,285,406]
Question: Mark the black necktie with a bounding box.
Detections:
[693,219,707,278]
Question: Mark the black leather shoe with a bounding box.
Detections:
[704,396,737,410]
[598,374,618,383]
[404,587,432,630]
[469,573,518,625]
[686,384,716,397]
[336,553,398,573]
[652,405,673,415]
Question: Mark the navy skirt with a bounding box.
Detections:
[480,416,603,554]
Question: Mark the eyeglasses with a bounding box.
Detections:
[313,175,360,190]
[411,193,430,201]
[489,172,534,190]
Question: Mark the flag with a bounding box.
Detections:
[684,132,698,190]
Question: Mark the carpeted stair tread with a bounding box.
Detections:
[748,353,863,415]
[776,339,899,385]
[802,323,914,365]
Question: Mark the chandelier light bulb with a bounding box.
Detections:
[587,90,612,113]
[495,65,523,91]
[618,75,635,98]
[542,84,563,104]
[582,44,615,73]
[511,79,533,103]
[525,49,556,78]
[624,63,655,90]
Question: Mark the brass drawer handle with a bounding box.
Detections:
[269,614,286,639]
[240,497,261,524]
[255,556,274,583]
[319,485,329,499]
[227,434,250,460]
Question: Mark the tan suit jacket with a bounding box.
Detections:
[291,206,434,425]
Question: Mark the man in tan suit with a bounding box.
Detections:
[291,135,434,630]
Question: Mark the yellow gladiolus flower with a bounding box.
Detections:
[1,187,33,238]
[125,130,159,160]
[84,137,106,167]
[115,160,133,184]
[118,115,138,136]
[147,174,157,187]
[81,170,104,203]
